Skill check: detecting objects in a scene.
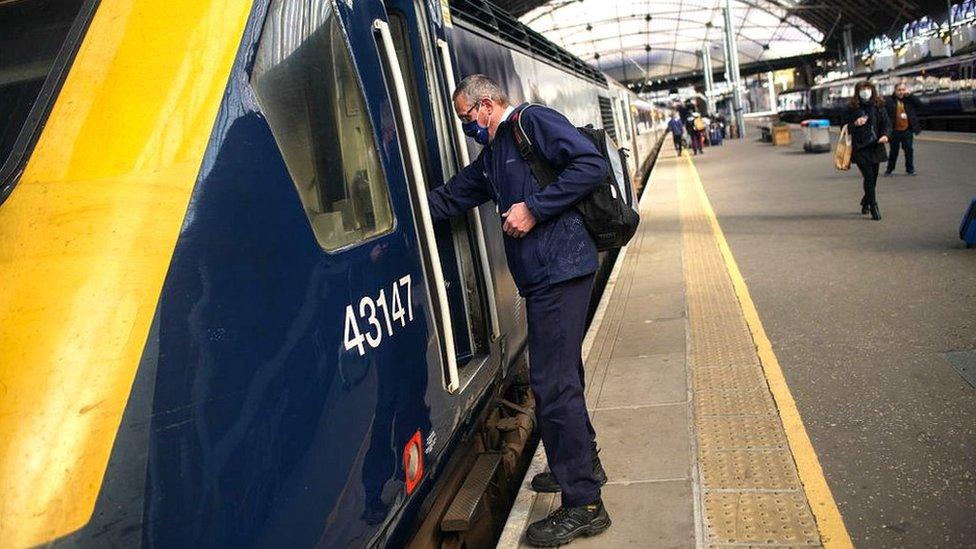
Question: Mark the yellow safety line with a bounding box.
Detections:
[681,153,854,549]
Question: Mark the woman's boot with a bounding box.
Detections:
[870,203,881,221]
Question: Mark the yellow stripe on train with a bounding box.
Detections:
[0,1,252,546]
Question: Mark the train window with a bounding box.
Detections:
[251,0,395,252]
[0,0,96,204]
[598,96,617,142]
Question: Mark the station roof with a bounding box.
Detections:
[496,0,950,85]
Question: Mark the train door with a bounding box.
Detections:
[373,0,500,394]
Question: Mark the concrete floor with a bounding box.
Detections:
[689,127,976,548]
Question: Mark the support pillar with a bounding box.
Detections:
[946,0,954,57]
[701,46,716,115]
[842,25,855,72]
[722,0,745,138]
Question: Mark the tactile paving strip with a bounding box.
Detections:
[697,416,788,451]
[694,386,778,416]
[700,449,801,490]
[704,492,821,545]
[678,157,823,547]
[693,364,768,392]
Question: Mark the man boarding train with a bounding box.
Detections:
[427,75,611,547]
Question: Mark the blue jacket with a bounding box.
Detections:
[427,104,607,296]
[667,118,684,136]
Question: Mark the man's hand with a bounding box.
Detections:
[502,202,537,238]
[879,135,889,144]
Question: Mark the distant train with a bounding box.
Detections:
[0,0,665,548]
[778,52,976,131]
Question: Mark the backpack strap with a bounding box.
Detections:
[509,103,558,189]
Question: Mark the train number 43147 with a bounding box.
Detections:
[344,275,414,356]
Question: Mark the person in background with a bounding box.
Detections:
[716,112,728,138]
[667,113,685,154]
[687,112,705,155]
[848,81,891,221]
[884,82,922,176]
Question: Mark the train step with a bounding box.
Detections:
[441,453,503,532]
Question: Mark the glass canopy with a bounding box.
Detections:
[520,0,825,84]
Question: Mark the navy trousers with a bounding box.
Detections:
[886,130,915,173]
[526,274,599,507]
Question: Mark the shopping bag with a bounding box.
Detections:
[834,124,852,170]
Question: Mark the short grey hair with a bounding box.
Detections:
[452,74,509,106]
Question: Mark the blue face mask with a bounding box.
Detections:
[461,104,491,145]
[462,119,490,145]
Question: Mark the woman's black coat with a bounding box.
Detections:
[847,100,892,165]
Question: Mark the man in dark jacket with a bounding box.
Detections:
[884,82,922,176]
[427,75,611,546]
[667,113,685,154]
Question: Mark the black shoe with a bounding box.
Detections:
[861,204,869,215]
[531,453,608,493]
[525,499,611,547]
[870,204,881,221]
[883,170,893,177]
[907,171,916,176]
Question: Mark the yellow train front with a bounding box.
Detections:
[0,0,664,546]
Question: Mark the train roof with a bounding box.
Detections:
[449,0,607,87]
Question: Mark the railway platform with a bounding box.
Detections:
[499,127,976,548]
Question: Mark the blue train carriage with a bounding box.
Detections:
[778,52,976,130]
[0,0,660,547]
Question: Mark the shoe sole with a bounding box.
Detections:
[525,517,612,547]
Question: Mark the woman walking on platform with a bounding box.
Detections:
[848,81,891,220]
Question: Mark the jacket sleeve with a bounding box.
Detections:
[884,96,895,119]
[907,95,923,133]
[520,106,607,223]
[427,152,493,221]
[877,104,892,139]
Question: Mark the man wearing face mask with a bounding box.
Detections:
[427,74,611,547]
[884,82,922,176]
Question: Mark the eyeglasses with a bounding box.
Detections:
[459,101,481,123]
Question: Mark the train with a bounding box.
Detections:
[0,0,666,547]
[778,52,976,131]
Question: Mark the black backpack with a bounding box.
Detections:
[509,104,639,252]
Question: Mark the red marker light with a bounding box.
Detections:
[404,430,424,495]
